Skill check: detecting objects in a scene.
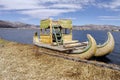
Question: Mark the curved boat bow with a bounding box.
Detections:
[70,34,97,59]
[95,32,115,57]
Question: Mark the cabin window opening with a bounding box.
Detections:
[45,28,50,34]
[62,28,71,34]
[40,28,50,35]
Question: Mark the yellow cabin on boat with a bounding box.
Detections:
[40,19,72,45]
[33,19,115,59]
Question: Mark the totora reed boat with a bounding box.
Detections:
[33,19,115,59]
[95,32,115,57]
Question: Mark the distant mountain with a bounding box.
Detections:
[0,20,39,29]
[0,20,120,31]
[73,24,120,31]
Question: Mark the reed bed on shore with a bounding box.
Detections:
[0,39,120,80]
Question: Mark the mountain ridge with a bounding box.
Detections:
[74,24,120,31]
[0,20,39,29]
[0,20,120,31]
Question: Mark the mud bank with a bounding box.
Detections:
[0,38,120,80]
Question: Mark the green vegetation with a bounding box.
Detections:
[0,38,9,47]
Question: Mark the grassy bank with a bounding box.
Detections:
[0,38,120,80]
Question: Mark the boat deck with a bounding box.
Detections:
[34,42,86,52]
[34,42,74,52]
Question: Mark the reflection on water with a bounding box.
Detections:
[0,28,120,65]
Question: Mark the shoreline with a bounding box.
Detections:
[0,28,119,31]
[0,28,40,30]
[0,38,120,80]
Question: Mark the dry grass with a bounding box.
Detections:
[0,39,120,80]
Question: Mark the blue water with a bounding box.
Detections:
[0,28,120,65]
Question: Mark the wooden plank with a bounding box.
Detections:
[82,41,88,44]
[63,40,78,44]
[34,42,74,51]
[63,42,87,48]
[74,46,86,49]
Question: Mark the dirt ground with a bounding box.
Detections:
[0,38,120,80]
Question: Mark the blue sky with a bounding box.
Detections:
[0,0,120,26]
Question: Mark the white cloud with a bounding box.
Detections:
[97,0,120,11]
[50,4,82,9]
[20,9,75,19]
[0,0,95,19]
[0,0,45,10]
[98,16,120,20]
[94,0,120,21]
[1,0,120,21]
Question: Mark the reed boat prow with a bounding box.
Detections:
[70,34,97,59]
[95,32,115,57]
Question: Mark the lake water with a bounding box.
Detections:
[0,28,120,65]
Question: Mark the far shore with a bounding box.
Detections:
[1,27,119,31]
[0,28,40,30]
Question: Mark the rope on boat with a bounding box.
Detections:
[34,46,120,71]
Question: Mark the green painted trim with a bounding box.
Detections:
[73,35,92,54]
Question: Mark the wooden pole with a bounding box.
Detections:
[50,19,53,44]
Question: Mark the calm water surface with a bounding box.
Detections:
[0,28,120,65]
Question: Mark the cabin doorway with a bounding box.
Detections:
[52,26,62,45]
